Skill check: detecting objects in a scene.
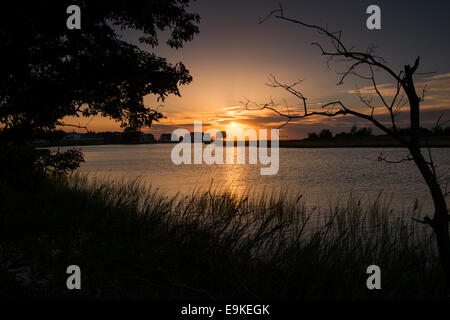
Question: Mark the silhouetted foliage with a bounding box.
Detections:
[431,125,450,136]
[0,146,85,186]
[391,126,450,137]
[344,126,373,137]
[446,127,450,136]
[308,126,374,140]
[318,129,333,139]
[0,0,199,180]
[122,127,142,143]
[121,127,155,143]
[307,132,319,140]
[355,127,372,137]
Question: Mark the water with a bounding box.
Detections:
[68,144,450,213]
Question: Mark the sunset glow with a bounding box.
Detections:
[4,0,450,302]
[57,1,450,141]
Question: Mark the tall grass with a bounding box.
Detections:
[0,174,446,299]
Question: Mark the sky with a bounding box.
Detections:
[71,0,450,139]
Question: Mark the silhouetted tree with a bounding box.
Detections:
[249,7,450,289]
[355,127,372,137]
[308,132,319,140]
[122,127,143,143]
[0,1,199,180]
[319,129,333,139]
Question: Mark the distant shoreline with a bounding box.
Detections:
[34,136,450,148]
[279,136,450,148]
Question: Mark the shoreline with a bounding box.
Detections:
[35,136,450,149]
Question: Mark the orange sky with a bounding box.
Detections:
[60,1,450,139]
[61,71,450,139]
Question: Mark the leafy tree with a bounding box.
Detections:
[122,127,143,143]
[0,0,200,179]
[307,132,319,140]
[355,127,372,137]
[319,129,333,139]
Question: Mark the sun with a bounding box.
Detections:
[227,122,242,132]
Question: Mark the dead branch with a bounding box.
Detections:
[254,5,450,287]
[378,152,413,164]
[412,216,434,227]
[55,121,89,132]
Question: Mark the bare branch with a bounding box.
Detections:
[412,216,434,227]
[257,4,282,24]
[241,96,347,129]
[275,15,404,85]
[378,152,413,164]
[435,112,450,129]
[55,121,89,132]
[255,7,450,283]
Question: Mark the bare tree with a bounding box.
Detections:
[250,7,450,288]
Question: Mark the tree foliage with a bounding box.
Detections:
[0,0,200,178]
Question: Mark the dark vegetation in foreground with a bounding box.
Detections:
[0,175,446,299]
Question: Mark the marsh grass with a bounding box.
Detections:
[0,174,446,299]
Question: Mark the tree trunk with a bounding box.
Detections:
[434,210,450,290]
[410,147,450,290]
[403,62,450,290]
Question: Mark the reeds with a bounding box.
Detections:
[0,174,445,299]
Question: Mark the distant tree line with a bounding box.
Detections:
[33,129,156,145]
[308,125,450,140]
[307,126,373,140]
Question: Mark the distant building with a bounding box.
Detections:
[84,133,105,143]
[62,132,104,143]
[62,133,83,141]
[31,139,50,146]
[159,132,212,143]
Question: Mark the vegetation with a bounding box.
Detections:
[0,175,446,299]
[0,0,199,176]
[308,126,373,140]
[36,130,157,146]
[279,136,450,148]
[291,126,450,148]
[307,126,450,141]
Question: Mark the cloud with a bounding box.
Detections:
[65,71,450,139]
[426,73,450,80]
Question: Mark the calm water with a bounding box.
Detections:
[68,144,450,213]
